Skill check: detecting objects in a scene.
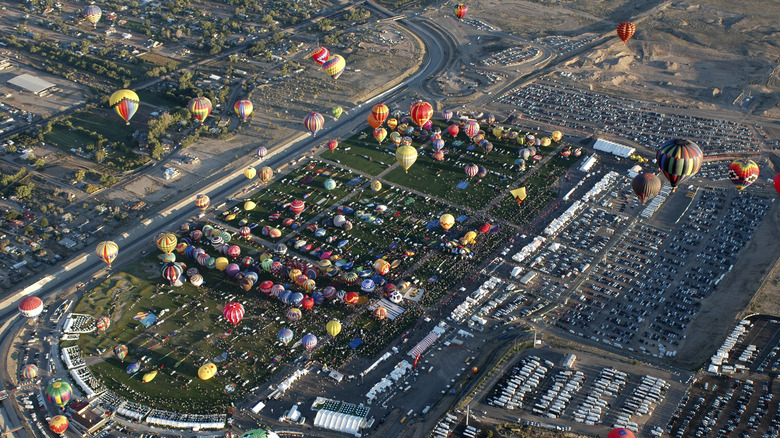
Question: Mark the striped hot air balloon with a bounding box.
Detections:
[616,21,636,43]
[332,106,343,120]
[155,233,177,254]
[195,193,210,210]
[311,46,330,65]
[396,145,418,173]
[371,104,389,124]
[21,364,38,380]
[303,112,325,136]
[234,99,253,121]
[409,101,433,127]
[322,55,346,79]
[188,97,213,124]
[46,380,72,407]
[95,240,119,266]
[464,163,479,178]
[84,5,102,27]
[656,139,703,192]
[454,3,467,20]
[259,166,274,183]
[109,89,139,125]
[223,302,244,325]
[256,146,268,159]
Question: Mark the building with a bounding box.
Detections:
[7,73,57,96]
[561,353,577,369]
[593,138,636,158]
[579,154,597,172]
[67,399,111,435]
[519,271,538,285]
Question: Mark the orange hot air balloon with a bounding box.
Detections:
[327,139,338,152]
[454,4,468,20]
[409,101,433,127]
[617,21,636,43]
[367,113,382,129]
[372,104,389,124]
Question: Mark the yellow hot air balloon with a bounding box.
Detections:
[396,145,418,173]
[109,89,139,125]
[215,257,229,271]
[551,130,563,142]
[244,167,256,179]
[142,370,158,383]
[244,200,257,211]
[439,214,455,231]
[463,231,477,245]
[541,137,551,147]
[198,363,217,380]
[326,320,342,337]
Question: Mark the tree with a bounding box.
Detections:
[85,184,99,194]
[5,210,20,221]
[94,149,107,163]
[34,158,45,170]
[40,218,49,227]
[15,183,34,199]
[74,169,85,182]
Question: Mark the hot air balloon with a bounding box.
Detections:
[774,173,780,196]
[632,173,662,205]
[326,320,342,337]
[114,344,128,361]
[234,99,253,121]
[387,118,398,130]
[260,166,274,183]
[448,124,460,137]
[278,328,294,345]
[195,193,210,210]
[371,180,383,192]
[156,233,177,254]
[616,21,636,43]
[440,213,455,231]
[464,120,480,139]
[608,428,635,438]
[109,89,139,125]
[18,296,43,318]
[160,262,182,284]
[49,415,69,434]
[312,46,330,65]
[95,241,118,267]
[410,101,433,127]
[126,362,140,374]
[322,55,346,79]
[344,291,359,304]
[95,316,111,332]
[374,127,387,144]
[46,380,72,407]
[465,163,479,178]
[332,106,343,120]
[244,167,257,180]
[396,145,418,173]
[84,5,102,27]
[433,138,445,150]
[21,364,38,380]
[198,363,218,380]
[374,259,391,275]
[367,113,382,129]
[454,4,468,20]
[480,140,493,155]
[390,131,402,146]
[442,109,453,121]
[656,139,703,192]
[327,139,339,152]
[727,158,760,192]
[374,306,388,320]
[552,130,563,142]
[290,199,305,216]
[223,302,244,325]
[188,96,213,124]
[256,146,268,159]
[324,178,337,190]
[302,333,318,351]
[142,371,157,383]
[244,200,256,211]
[286,308,302,322]
[303,112,325,136]
[372,104,389,124]
[433,150,445,161]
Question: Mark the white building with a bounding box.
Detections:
[593,139,636,158]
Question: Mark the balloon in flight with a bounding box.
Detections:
[109,89,139,125]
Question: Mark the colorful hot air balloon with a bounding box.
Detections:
[607,428,636,438]
[409,101,433,127]
[95,240,118,267]
[198,363,217,380]
[616,21,636,43]
[18,296,43,318]
[631,173,662,205]
[396,145,418,173]
[433,150,445,161]
[21,364,38,380]
[95,316,111,332]
[464,120,480,139]
[126,362,140,374]
[109,89,139,125]
[46,380,72,407]
[156,233,177,254]
[370,180,383,192]
[374,306,388,320]
[464,163,479,178]
[84,5,102,27]
[244,166,257,180]
[454,4,467,20]
[188,96,213,124]
[656,139,703,192]
[195,193,210,210]
[312,46,330,65]
[286,308,302,322]
[727,158,760,192]
[303,112,325,136]
[327,139,339,152]
[234,99,253,121]
[260,166,274,183]
[440,213,455,231]
[49,415,69,434]
[372,104,389,124]
[332,106,343,120]
[302,333,318,351]
[256,146,268,159]
[223,302,244,325]
[326,320,342,337]
[290,199,305,216]
[387,118,398,130]
[442,109,453,122]
[322,55,346,80]
[114,344,128,361]
[551,130,563,142]
[374,127,387,144]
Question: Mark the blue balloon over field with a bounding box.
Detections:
[291,292,304,306]
[279,290,292,304]
[361,279,376,293]
[278,328,294,345]
[312,291,324,305]
[126,362,140,374]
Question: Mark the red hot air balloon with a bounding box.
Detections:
[464,120,480,139]
[372,104,389,124]
[448,124,460,137]
[607,428,636,438]
[409,101,433,127]
[465,163,479,178]
[311,46,329,65]
[327,139,338,152]
[433,150,445,161]
[454,4,468,20]
[223,302,244,325]
[290,199,305,216]
[478,222,491,234]
[774,173,780,196]
[616,21,636,43]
